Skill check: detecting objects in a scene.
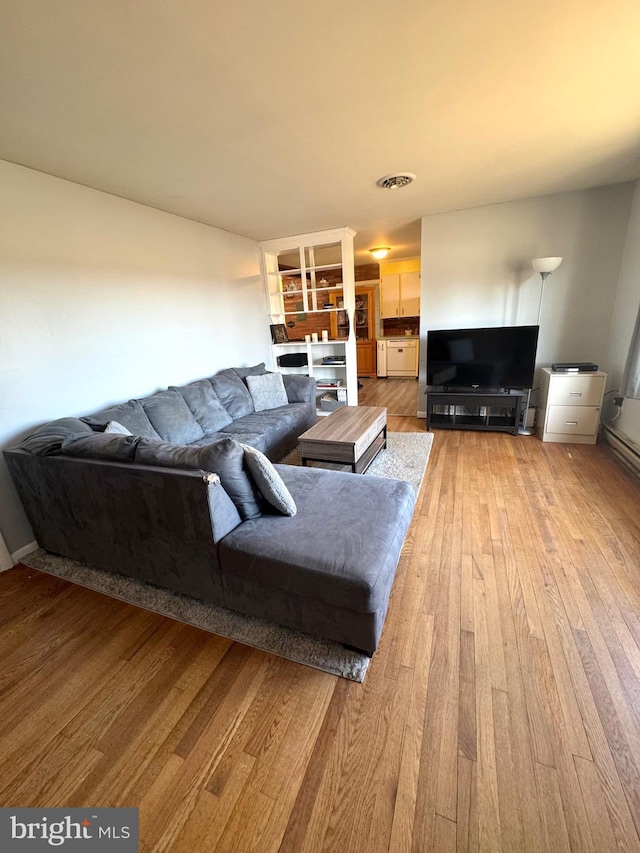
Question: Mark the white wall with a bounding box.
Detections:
[0,161,269,554]
[605,180,640,444]
[419,184,635,409]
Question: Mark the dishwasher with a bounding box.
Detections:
[386,338,418,377]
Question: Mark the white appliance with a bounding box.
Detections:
[377,340,388,377]
[387,338,419,377]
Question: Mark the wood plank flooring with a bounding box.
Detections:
[358,377,419,416]
[3,422,640,851]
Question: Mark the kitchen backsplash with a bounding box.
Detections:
[382,317,420,336]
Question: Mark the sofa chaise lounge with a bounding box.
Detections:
[4,365,416,655]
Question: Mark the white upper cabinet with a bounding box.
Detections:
[380,271,421,318]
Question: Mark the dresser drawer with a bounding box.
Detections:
[545,405,600,436]
[546,374,605,406]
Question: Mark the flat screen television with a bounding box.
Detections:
[426,325,539,390]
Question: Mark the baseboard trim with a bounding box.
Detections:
[602,425,640,479]
[416,410,427,419]
[10,541,39,565]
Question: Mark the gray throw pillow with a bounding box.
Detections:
[135,437,262,520]
[246,373,288,412]
[241,443,297,516]
[104,420,132,435]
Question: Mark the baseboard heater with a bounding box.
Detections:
[602,424,640,479]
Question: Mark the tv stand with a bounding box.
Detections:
[426,389,524,435]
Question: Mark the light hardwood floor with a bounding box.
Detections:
[358,377,419,416]
[3,422,640,852]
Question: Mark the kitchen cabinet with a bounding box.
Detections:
[537,368,606,444]
[330,283,377,378]
[260,227,358,410]
[357,340,376,377]
[380,271,420,319]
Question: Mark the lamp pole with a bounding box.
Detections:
[518,257,563,435]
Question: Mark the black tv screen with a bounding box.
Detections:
[426,325,539,390]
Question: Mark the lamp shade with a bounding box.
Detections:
[369,247,390,260]
[532,257,563,274]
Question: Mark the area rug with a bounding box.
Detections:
[280,430,434,496]
[21,431,433,683]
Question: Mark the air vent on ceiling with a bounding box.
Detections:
[376,172,416,190]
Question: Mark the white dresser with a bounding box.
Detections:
[537,368,607,444]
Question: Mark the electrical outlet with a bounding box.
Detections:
[614,396,624,407]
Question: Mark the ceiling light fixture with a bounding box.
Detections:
[376,173,416,190]
[369,247,391,260]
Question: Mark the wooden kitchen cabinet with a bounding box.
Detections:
[357,340,376,377]
[380,271,420,318]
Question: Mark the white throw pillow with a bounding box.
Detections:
[241,444,297,517]
[246,372,288,412]
[104,420,133,435]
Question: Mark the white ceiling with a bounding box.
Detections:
[2,0,640,263]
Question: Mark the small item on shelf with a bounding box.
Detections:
[323,302,333,309]
[318,278,329,287]
[270,323,288,344]
[320,392,346,412]
[321,355,346,365]
[322,330,329,342]
[304,334,311,343]
[316,378,343,389]
[311,332,318,343]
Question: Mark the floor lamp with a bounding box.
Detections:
[518,256,563,435]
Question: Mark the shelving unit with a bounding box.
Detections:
[425,390,524,435]
[260,227,357,413]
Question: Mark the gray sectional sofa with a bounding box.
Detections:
[4,364,416,656]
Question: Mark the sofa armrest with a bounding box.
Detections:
[282,373,316,404]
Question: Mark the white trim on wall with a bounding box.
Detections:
[0,531,14,572]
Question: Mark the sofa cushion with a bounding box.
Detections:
[233,363,267,379]
[61,433,141,461]
[209,369,254,419]
[172,380,233,434]
[219,464,415,612]
[104,421,132,435]
[19,418,94,456]
[188,431,268,454]
[135,437,262,520]
[282,373,315,404]
[246,373,289,412]
[140,389,204,444]
[241,444,296,516]
[81,400,161,439]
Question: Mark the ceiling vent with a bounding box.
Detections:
[376,172,416,190]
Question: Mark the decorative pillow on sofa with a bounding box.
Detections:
[241,443,297,516]
[246,372,288,412]
[104,420,132,435]
[134,437,262,520]
[139,389,204,444]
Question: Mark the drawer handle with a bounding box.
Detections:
[569,392,582,397]
[565,421,578,426]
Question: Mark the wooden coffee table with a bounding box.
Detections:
[298,405,387,474]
